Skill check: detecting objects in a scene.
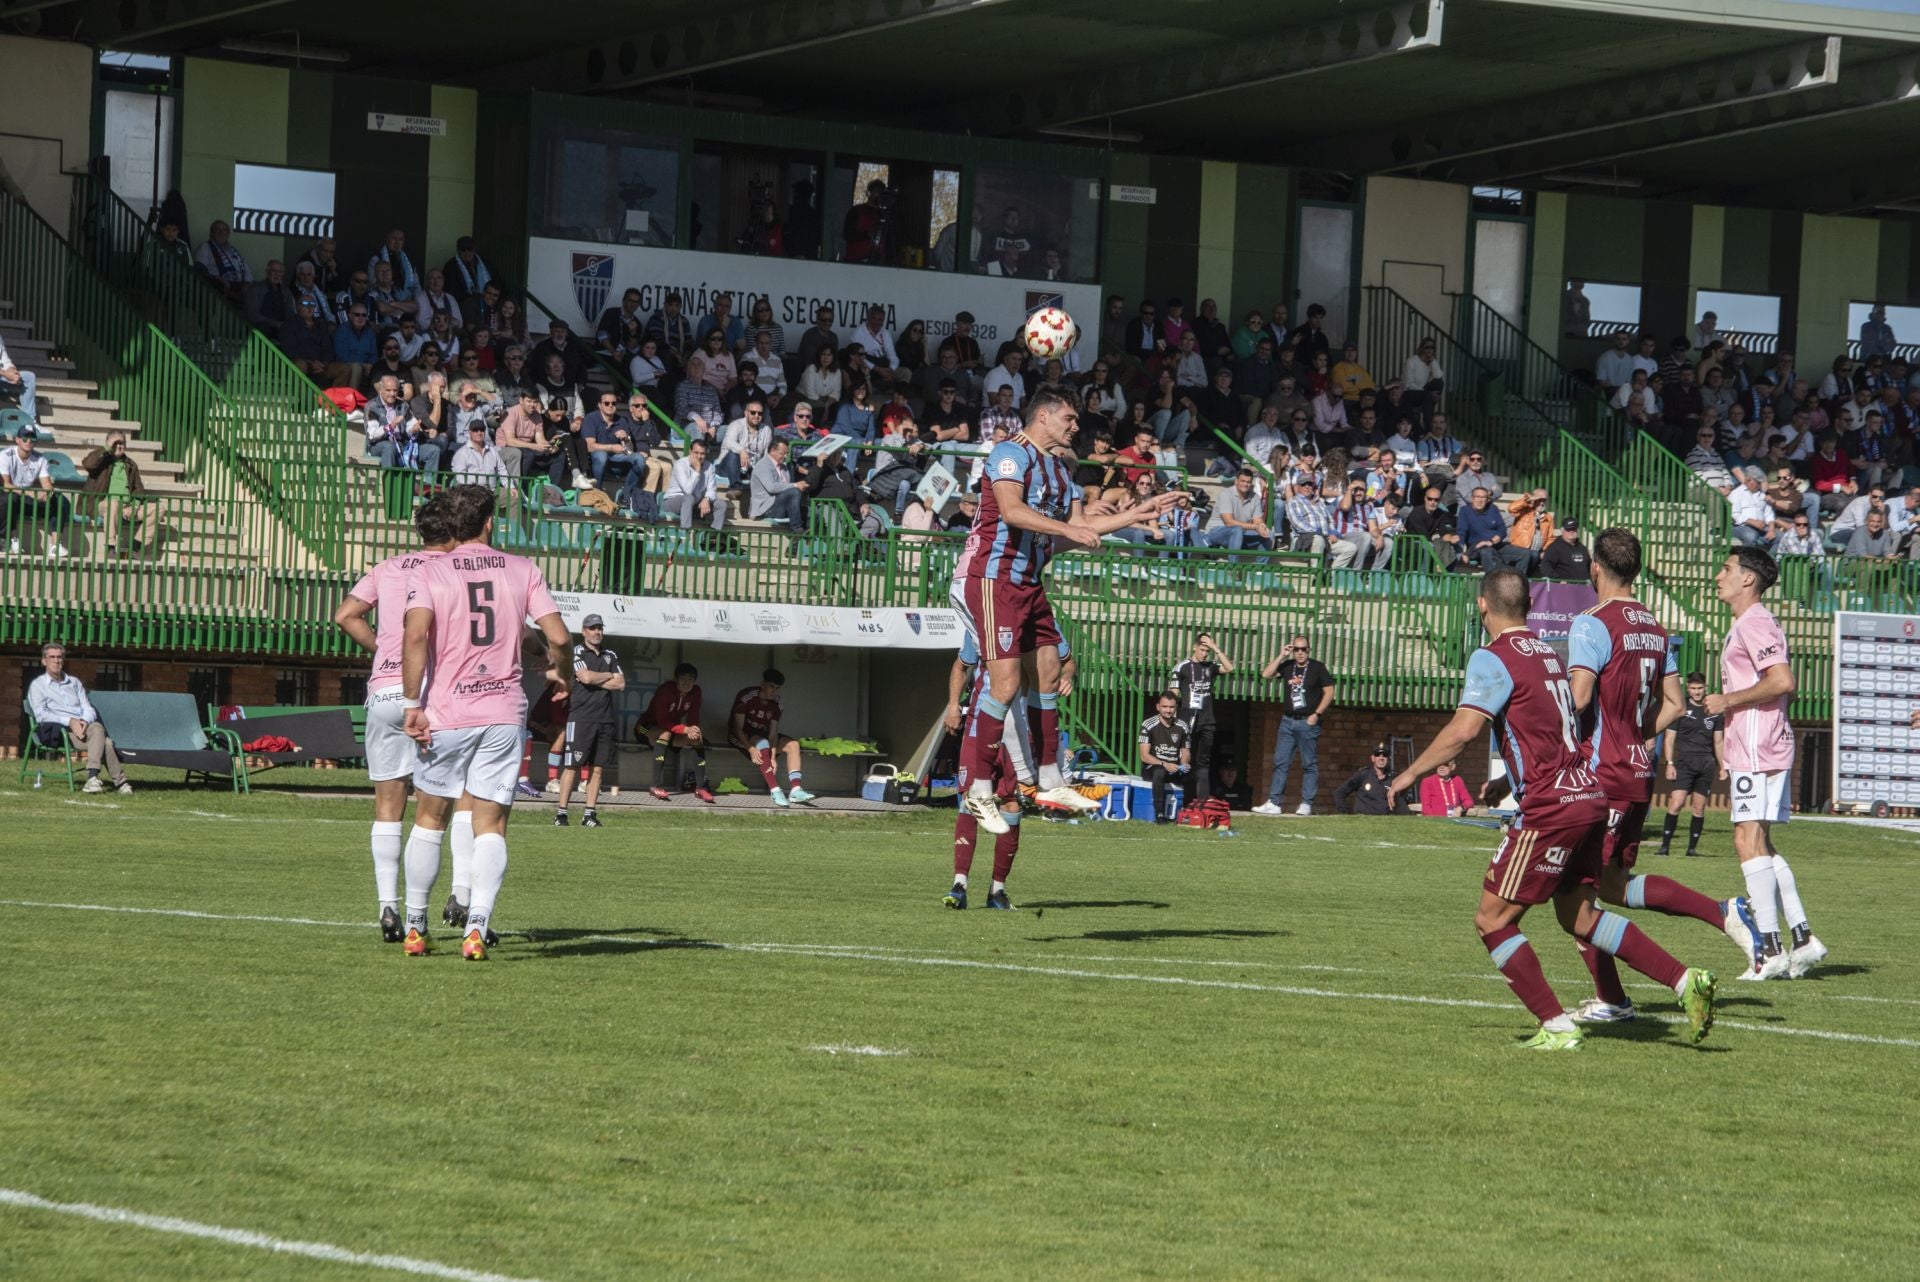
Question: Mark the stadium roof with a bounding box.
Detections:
[36,0,1920,214]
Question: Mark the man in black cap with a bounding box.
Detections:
[1539,516,1592,582]
[553,614,624,828]
[1334,744,1403,816]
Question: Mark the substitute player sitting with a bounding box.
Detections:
[1138,694,1192,824]
[640,662,714,803]
[954,388,1176,834]
[729,668,814,807]
[1564,528,1757,1023]
[1389,569,1717,1049]
[1656,672,1725,858]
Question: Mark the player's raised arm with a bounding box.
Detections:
[1209,635,1235,675]
[333,591,378,654]
[993,472,1098,548]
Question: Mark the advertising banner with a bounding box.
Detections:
[526,237,1103,355]
[1525,581,1598,642]
[547,591,965,651]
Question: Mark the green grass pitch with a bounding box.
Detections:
[3,782,1917,1280]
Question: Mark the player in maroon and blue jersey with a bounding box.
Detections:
[1390,569,1717,1048]
[954,388,1174,835]
[1566,528,1758,1022]
[727,668,813,808]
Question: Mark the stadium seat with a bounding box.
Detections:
[0,407,40,442]
[17,699,78,791]
[89,691,249,792]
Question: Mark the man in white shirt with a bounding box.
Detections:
[849,305,901,387]
[718,398,773,491]
[1401,337,1445,405]
[1,426,72,558]
[981,349,1027,409]
[0,333,35,420]
[449,421,510,488]
[27,642,131,793]
[1630,335,1660,380]
[1729,466,1774,546]
[664,437,728,530]
[1594,331,1636,392]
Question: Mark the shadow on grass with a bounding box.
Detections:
[1804,963,1870,979]
[505,926,720,960]
[1021,899,1173,911]
[1026,927,1287,944]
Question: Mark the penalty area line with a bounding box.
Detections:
[0,1188,553,1282]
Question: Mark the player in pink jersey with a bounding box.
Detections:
[1390,570,1717,1049]
[399,485,572,961]
[1564,529,1759,1022]
[333,494,457,944]
[1707,545,1826,980]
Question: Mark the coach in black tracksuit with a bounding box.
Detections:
[1138,694,1192,823]
[1334,743,1404,816]
[1168,632,1234,804]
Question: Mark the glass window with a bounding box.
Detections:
[689,143,826,259]
[1694,290,1782,353]
[970,167,1099,283]
[830,157,959,270]
[232,162,335,239]
[532,125,678,246]
[275,667,317,706]
[1846,300,1920,358]
[92,662,141,692]
[1573,280,1642,338]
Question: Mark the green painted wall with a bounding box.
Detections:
[1797,215,1880,364]
[1720,206,1773,294]
[1099,151,1152,317]
[426,84,479,270]
[1875,221,1912,305]
[1562,194,1642,284]
[1194,160,1237,313]
[1229,164,1291,325]
[180,58,289,270]
[1528,191,1566,356]
[1686,204,1724,322]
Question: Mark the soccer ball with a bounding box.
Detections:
[1023,307,1078,360]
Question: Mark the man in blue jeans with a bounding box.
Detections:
[1253,634,1336,816]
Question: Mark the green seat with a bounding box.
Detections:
[41,450,83,485]
[89,691,249,793]
[17,699,78,791]
[0,407,40,442]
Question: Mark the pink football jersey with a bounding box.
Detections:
[1720,602,1795,772]
[348,549,447,692]
[407,546,559,731]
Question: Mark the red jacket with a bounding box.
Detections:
[1420,773,1472,816]
[1809,450,1853,494]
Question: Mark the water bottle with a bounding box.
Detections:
[33,770,43,789]
[1217,826,1239,839]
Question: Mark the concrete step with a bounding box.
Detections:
[33,378,102,396]
[0,316,32,340]
[26,423,163,456]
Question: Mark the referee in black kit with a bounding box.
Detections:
[554,613,626,828]
[1657,671,1724,857]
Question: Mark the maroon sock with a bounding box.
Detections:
[518,738,535,780]
[1634,875,1723,927]
[992,826,1019,882]
[960,698,1008,794]
[1036,703,1060,769]
[753,751,779,791]
[953,813,977,877]
[1577,939,1630,1006]
[1583,912,1687,990]
[1483,924,1565,1023]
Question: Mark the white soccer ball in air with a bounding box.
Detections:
[1023,307,1079,360]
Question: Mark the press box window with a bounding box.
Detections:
[532,126,678,247]
[830,158,961,271]
[232,163,335,239]
[973,167,1099,283]
[689,143,826,259]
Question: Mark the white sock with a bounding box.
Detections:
[371,821,403,910]
[1543,1014,1576,1033]
[953,872,968,888]
[1741,857,1780,934]
[403,826,445,932]
[1036,762,1065,790]
[465,832,508,940]
[1770,854,1808,932]
[449,811,475,902]
[991,879,1006,894]
[967,779,994,800]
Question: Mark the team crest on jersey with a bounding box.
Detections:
[997,626,1014,653]
[996,457,1019,477]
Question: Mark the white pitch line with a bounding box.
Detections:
[0,1188,552,1282]
[2,900,1913,1048]
[807,1044,910,1057]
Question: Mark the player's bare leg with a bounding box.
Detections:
[371,777,410,942]
[1473,892,1580,1048]
[778,737,814,804]
[1554,891,1717,1043]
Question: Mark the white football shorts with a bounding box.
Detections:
[363,687,418,782]
[414,723,528,806]
[1728,768,1790,825]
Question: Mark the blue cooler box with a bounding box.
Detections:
[1128,780,1181,822]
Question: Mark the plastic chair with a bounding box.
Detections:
[17,700,77,791]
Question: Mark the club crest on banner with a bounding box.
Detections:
[572,253,616,327]
[906,612,922,635]
[1025,289,1066,316]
